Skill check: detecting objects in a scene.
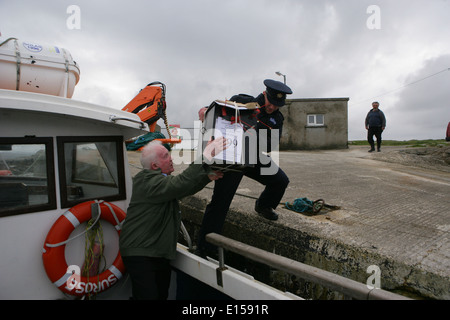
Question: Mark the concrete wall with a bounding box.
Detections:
[280,98,349,150]
[178,199,433,300]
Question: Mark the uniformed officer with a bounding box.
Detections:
[196,79,293,257]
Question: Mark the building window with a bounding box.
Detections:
[307,114,325,126]
[57,136,126,208]
[0,137,56,217]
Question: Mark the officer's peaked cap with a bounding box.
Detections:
[264,79,293,107]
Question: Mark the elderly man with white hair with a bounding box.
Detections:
[119,137,226,300]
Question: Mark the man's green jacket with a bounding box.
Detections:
[119,163,211,260]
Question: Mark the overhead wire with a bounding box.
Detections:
[352,67,449,106]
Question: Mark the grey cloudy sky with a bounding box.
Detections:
[1,0,449,140]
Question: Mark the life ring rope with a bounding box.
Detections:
[42,200,122,252]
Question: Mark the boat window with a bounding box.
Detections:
[0,137,56,217]
[57,136,126,208]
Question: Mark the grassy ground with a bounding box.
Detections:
[349,139,449,148]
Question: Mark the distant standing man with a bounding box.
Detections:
[365,101,386,152]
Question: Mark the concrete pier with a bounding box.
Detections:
[127,146,449,299]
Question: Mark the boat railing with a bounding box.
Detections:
[205,233,411,300]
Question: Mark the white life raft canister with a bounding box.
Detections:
[0,37,80,98]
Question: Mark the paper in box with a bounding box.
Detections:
[201,100,259,169]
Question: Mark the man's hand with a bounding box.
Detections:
[203,137,227,161]
[198,107,208,122]
[208,170,224,181]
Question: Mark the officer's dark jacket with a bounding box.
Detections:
[229,93,284,153]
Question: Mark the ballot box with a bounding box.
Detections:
[200,100,259,169]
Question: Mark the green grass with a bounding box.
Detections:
[349,139,449,148]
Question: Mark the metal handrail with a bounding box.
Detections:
[206,233,411,300]
[109,115,146,129]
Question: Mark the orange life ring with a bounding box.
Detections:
[42,200,126,296]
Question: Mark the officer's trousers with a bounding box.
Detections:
[197,163,289,255]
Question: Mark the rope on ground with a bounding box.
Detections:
[284,198,341,214]
[284,197,321,213]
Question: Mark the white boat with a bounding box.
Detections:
[0,38,301,300]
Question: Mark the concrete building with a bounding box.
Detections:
[280,98,349,150]
[162,97,349,151]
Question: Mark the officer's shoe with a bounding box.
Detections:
[255,201,279,221]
